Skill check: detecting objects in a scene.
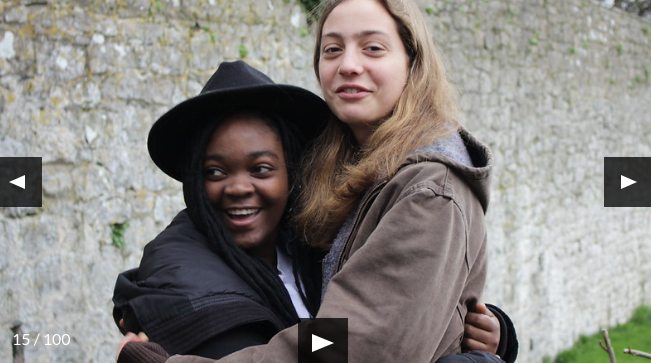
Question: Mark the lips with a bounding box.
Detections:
[227,208,260,216]
[224,208,261,224]
[335,84,370,98]
[339,88,362,94]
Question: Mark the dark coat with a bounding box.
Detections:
[112,210,286,357]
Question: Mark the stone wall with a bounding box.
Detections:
[1,0,650,362]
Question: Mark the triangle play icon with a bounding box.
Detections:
[621,175,636,189]
[311,334,333,352]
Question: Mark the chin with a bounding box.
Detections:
[235,241,260,251]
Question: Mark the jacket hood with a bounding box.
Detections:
[402,128,493,212]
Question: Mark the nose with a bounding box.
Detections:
[224,175,254,197]
[338,50,363,76]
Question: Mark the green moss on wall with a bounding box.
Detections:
[297,0,321,13]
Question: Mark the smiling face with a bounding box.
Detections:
[203,113,289,265]
[318,0,410,144]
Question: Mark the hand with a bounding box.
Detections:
[116,332,150,361]
[462,302,500,354]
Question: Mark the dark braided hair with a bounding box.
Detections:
[181,108,321,328]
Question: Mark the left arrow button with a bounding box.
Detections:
[10,175,26,189]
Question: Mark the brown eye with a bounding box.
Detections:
[252,165,273,174]
[205,168,226,180]
[323,46,343,55]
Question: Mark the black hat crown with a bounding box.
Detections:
[200,60,275,93]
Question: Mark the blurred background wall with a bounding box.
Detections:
[1,0,650,361]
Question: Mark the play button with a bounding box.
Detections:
[0,157,42,207]
[311,334,333,352]
[297,318,347,363]
[621,175,636,189]
[604,157,651,207]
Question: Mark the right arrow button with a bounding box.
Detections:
[621,175,637,189]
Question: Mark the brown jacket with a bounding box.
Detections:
[312,129,492,361]
[124,129,493,363]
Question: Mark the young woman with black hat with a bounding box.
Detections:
[112,60,329,358]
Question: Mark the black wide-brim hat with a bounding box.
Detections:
[148,60,329,181]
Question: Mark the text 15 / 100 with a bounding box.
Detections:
[13,334,71,346]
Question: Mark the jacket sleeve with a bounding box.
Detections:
[485,304,518,363]
[118,342,169,363]
[117,322,273,363]
[160,178,485,363]
[185,322,275,359]
[436,351,505,363]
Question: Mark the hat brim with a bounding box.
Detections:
[148,84,329,181]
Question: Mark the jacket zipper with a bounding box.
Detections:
[335,181,387,272]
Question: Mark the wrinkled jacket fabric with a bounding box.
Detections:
[312,128,493,360]
[113,210,286,355]
[121,129,499,363]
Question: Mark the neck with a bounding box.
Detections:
[260,233,280,270]
[348,124,371,145]
[254,245,278,270]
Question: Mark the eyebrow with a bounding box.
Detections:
[322,30,391,41]
[204,149,280,162]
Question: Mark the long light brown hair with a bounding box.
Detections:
[294,0,461,248]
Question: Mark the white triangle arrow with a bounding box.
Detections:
[10,175,25,189]
[311,334,333,352]
[621,175,636,189]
